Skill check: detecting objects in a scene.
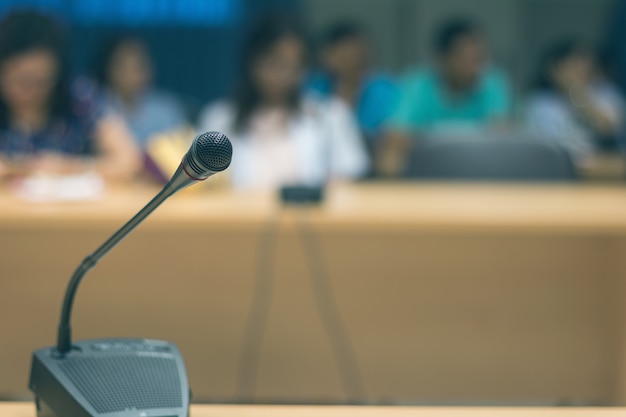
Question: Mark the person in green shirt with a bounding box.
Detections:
[377,18,511,176]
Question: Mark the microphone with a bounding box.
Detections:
[58,131,232,354]
[29,131,232,417]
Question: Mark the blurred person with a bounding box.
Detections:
[377,18,511,176]
[96,36,187,149]
[525,39,624,160]
[307,21,398,150]
[0,10,140,182]
[198,16,368,191]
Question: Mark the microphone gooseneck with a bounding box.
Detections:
[56,132,232,354]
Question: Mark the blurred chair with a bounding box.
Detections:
[407,138,578,181]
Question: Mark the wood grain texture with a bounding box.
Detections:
[1,184,625,405]
[2,403,626,417]
[3,183,626,233]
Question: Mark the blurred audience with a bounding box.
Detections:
[198,16,368,191]
[377,18,511,177]
[0,11,140,182]
[95,36,187,149]
[525,39,624,161]
[2,5,622,188]
[307,21,398,152]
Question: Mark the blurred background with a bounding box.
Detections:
[2,0,626,410]
[1,0,626,182]
[0,0,621,104]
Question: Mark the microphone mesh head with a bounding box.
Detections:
[192,131,232,172]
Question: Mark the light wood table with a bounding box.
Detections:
[2,402,626,417]
[1,184,626,405]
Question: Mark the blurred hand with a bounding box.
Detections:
[92,115,142,182]
[28,153,90,176]
[375,131,413,177]
[0,158,7,179]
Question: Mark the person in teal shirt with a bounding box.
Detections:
[378,19,512,176]
[390,67,509,135]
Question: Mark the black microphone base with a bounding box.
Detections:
[34,396,72,417]
[29,338,190,417]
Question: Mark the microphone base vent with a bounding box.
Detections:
[29,338,190,417]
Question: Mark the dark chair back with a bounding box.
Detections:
[407,138,578,181]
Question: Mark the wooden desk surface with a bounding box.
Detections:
[2,183,626,234]
[2,403,626,417]
[2,183,626,404]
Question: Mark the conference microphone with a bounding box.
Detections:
[29,131,232,417]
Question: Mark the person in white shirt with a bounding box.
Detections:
[198,16,369,191]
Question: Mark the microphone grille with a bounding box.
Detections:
[193,131,232,172]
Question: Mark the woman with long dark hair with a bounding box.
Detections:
[525,39,624,159]
[198,15,368,190]
[0,10,140,181]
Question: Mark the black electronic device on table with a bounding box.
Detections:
[28,132,233,417]
[279,185,325,205]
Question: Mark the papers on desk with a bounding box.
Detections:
[12,172,105,202]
